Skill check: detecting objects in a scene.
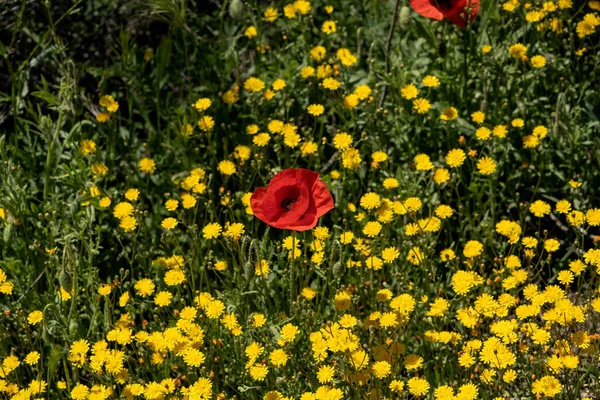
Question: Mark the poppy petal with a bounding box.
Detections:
[312,179,335,218]
[444,0,479,27]
[273,183,310,227]
[250,187,269,222]
[265,168,300,196]
[291,192,319,231]
[291,208,318,231]
[410,0,444,20]
[250,168,334,231]
[250,187,277,224]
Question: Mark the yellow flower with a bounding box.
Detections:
[372,361,391,378]
[301,287,317,300]
[477,157,497,175]
[440,106,458,121]
[316,365,335,383]
[445,149,466,168]
[434,168,450,184]
[223,88,239,103]
[372,151,388,162]
[407,377,430,397]
[337,48,357,66]
[119,292,129,307]
[27,310,43,325]
[508,43,528,60]
[272,79,286,91]
[586,208,600,226]
[354,85,372,100]
[161,217,177,230]
[307,104,324,116]
[383,177,399,189]
[463,240,483,258]
[363,221,382,237]
[531,376,561,397]
[25,351,40,365]
[253,259,269,277]
[283,130,301,148]
[343,94,359,109]
[441,249,456,261]
[530,200,550,217]
[511,118,525,128]
[119,215,137,232]
[557,270,574,286]
[360,193,381,210]
[203,222,222,239]
[154,291,173,307]
[253,133,271,147]
[138,158,156,174]
[322,78,341,90]
[435,205,453,219]
[422,75,440,87]
[493,124,508,138]
[71,385,90,400]
[244,26,257,38]
[401,84,419,100]
[407,247,424,265]
[405,354,424,370]
[544,238,560,252]
[99,95,119,113]
[264,7,279,22]
[333,132,353,150]
[198,115,215,131]
[134,278,155,296]
[96,112,110,123]
[244,77,265,92]
[471,111,485,124]
[99,197,111,208]
[218,160,236,175]
[413,98,431,114]
[125,188,139,201]
[193,98,211,112]
[252,313,267,327]
[476,127,491,140]
[300,141,318,156]
[530,55,547,68]
[310,46,326,61]
[224,222,245,240]
[555,200,571,214]
[181,193,197,209]
[79,139,97,155]
[98,284,112,296]
[301,66,315,78]
[334,291,352,310]
[165,199,178,211]
[322,20,336,34]
[269,349,289,367]
[249,364,269,381]
[414,154,434,171]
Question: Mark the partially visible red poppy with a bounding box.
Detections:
[250,168,334,231]
[410,0,480,28]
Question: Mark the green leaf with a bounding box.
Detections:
[31,90,59,106]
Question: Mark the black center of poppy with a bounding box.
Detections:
[433,0,453,8]
[281,198,296,211]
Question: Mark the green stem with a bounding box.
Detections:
[290,231,297,312]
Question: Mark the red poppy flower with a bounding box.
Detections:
[410,0,480,28]
[250,168,334,231]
